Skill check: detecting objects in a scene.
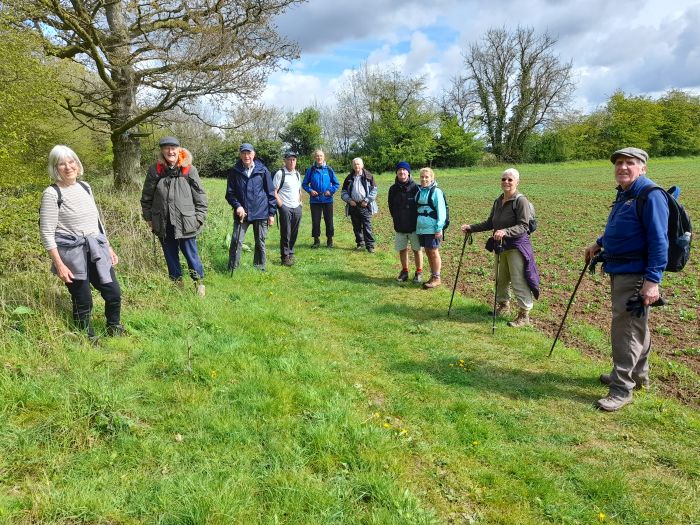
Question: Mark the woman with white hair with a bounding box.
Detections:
[39,145,124,341]
[461,168,540,327]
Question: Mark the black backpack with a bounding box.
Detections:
[425,186,450,240]
[635,185,692,272]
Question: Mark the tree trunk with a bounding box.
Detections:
[112,133,141,189]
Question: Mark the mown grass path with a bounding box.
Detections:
[1,172,699,524]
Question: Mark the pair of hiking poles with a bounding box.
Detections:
[448,230,588,354]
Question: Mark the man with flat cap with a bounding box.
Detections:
[225,143,276,272]
[584,147,669,411]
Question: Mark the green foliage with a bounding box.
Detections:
[434,116,484,167]
[279,107,323,157]
[599,91,663,153]
[361,97,436,173]
[657,90,700,156]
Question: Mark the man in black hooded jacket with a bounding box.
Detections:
[387,161,424,283]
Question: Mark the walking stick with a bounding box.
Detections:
[492,239,503,335]
[152,233,157,266]
[548,258,589,356]
[229,213,246,277]
[448,232,472,316]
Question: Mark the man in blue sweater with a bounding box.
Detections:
[226,143,276,271]
[585,147,669,412]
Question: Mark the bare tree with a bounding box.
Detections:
[10,0,303,188]
[439,75,474,130]
[463,26,574,161]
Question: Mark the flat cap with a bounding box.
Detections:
[610,147,648,164]
[284,150,298,158]
[159,136,180,147]
[239,143,254,152]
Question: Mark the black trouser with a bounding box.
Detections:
[310,202,334,239]
[228,218,269,271]
[65,265,121,337]
[278,204,303,257]
[349,205,375,248]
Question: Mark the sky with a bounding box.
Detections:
[261,0,700,113]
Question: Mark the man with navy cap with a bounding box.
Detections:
[225,143,276,271]
[585,147,669,411]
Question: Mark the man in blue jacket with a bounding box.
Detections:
[226,143,277,271]
[585,147,669,412]
[302,149,340,248]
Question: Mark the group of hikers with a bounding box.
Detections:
[40,139,681,412]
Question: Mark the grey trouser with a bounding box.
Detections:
[609,273,651,395]
[229,218,269,271]
[278,204,302,257]
[495,249,533,310]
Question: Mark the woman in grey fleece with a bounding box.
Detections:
[39,145,123,341]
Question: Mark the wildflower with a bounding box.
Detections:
[174,433,183,442]
[399,428,408,436]
[383,422,391,428]
[472,440,480,446]
[598,512,606,522]
[210,370,218,378]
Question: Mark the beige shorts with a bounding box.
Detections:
[394,232,421,251]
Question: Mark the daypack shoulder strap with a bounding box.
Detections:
[51,180,91,208]
[635,184,663,222]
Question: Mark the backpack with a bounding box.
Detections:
[276,168,300,191]
[512,194,537,234]
[40,181,104,233]
[425,186,450,240]
[635,185,692,272]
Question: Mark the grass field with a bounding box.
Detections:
[0,158,698,524]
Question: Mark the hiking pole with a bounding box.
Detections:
[548,258,589,357]
[448,231,472,316]
[230,213,246,277]
[152,233,157,266]
[492,239,503,335]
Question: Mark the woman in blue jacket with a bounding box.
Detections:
[302,149,340,248]
[415,167,447,289]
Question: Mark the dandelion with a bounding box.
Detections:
[399,428,408,436]
[472,440,480,446]
[210,370,218,378]
[598,512,606,522]
[383,422,391,429]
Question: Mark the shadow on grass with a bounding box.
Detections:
[317,268,399,288]
[390,355,595,404]
[374,301,496,325]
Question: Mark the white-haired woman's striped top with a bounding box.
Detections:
[39,182,103,250]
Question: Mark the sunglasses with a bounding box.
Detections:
[501,178,514,182]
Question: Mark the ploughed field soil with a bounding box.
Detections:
[373,159,700,405]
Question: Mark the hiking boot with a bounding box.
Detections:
[492,301,510,316]
[507,309,530,327]
[173,278,184,289]
[397,270,409,282]
[326,238,334,248]
[311,237,321,249]
[355,243,365,251]
[366,246,375,253]
[195,281,206,297]
[599,373,650,389]
[413,270,423,284]
[106,324,125,337]
[282,256,294,267]
[596,392,633,412]
[422,275,442,289]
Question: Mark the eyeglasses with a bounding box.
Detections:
[501,178,514,182]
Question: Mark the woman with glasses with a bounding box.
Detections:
[461,168,539,327]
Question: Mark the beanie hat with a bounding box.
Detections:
[395,161,411,173]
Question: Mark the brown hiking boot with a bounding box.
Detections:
[507,309,530,327]
[422,275,441,289]
[282,256,294,267]
[492,301,510,316]
[596,392,633,412]
[599,373,650,389]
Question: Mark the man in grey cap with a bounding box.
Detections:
[225,143,276,271]
[584,147,669,411]
[273,151,303,266]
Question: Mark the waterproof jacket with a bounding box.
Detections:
[341,169,378,215]
[471,192,531,238]
[387,176,420,233]
[416,182,447,235]
[302,163,340,204]
[597,175,669,283]
[225,159,277,221]
[141,148,208,240]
